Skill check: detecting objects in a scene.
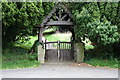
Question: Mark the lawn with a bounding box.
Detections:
[2,47,40,69]
[85,58,119,68]
[2,36,40,69]
[15,36,38,50]
[44,32,72,42]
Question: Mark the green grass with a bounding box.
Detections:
[44,28,55,33]
[85,58,119,68]
[2,36,40,69]
[85,44,94,50]
[2,47,40,69]
[2,59,39,69]
[44,33,71,42]
[15,36,38,50]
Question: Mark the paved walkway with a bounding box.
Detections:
[2,62,118,78]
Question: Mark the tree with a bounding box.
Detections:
[71,2,120,59]
[2,2,54,47]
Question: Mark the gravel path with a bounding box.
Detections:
[2,63,118,78]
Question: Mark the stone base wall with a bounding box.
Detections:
[74,43,84,63]
[38,45,45,63]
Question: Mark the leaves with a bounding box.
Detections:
[72,2,120,45]
[87,21,120,45]
[2,2,54,45]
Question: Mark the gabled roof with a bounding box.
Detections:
[38,2,74,28]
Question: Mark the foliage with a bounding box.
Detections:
[15,36,38,49]
[2,2,54,47]
[85,58,119,68]
[87,21,120,45]
[29,40,44,54]
[73,7,91,41]
[71,2,120,60]
[2,47,40,69]
[85,44,94,50]
[2,35,40,69]
[29,53,38,61]
[73,3,120,43]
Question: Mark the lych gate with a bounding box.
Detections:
[35,3,84,63]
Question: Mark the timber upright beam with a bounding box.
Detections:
[38,27,44,43]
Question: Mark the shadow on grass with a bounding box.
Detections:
[2,46,40,69]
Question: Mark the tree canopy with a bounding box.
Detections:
[2,2,120,59]
[70,2,120,59]
[2,2,54,46]
[71,2,120,42]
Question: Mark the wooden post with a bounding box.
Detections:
[70,27,75,41]
[38,27,44,43]
[57,40,60,60]
[71,41,74,60]
[44,39,47,59]
[45,39,47,51]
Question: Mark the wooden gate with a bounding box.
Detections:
[44,40,74,61]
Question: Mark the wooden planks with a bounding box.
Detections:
[36,3,74,28]
[45,21,74,26]
[45,40,74,61]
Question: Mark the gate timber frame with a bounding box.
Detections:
[44,40,74,61]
